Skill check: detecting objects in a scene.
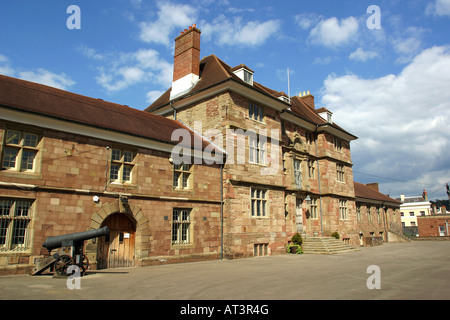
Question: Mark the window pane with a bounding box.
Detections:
[111,149,121,161]
[14,201,31,217]
[123,151,133,163]
[21,150,36,171]
[122,165,132,182]
[11,219,29,246]
[110,164,119,180]
[181,224,189,243]
[0,219,10,246]
[172,223,179,244]
[0,199,13,216]
[173,172,180,188]
[173,209,180,222]
[24,133,38,148]
[259,149,264,164]
[256,200,261,216]
[182,210,189,221]
[2,148,18,169]
[6,131,20,145]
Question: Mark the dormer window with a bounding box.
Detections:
[278,95,290,104]
[317,108,333,123]
[232,64,254,85]
[243,70,253,84]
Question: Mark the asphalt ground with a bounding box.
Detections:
[0,241,449,316]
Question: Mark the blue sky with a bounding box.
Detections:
[1,0,450,200]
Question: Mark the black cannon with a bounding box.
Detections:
[32,226,109,276]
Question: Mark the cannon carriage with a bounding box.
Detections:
[32,226,109,276]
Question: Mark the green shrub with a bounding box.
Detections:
[286,243,303,254]
[291,232,303,246]
[331,231,340,239]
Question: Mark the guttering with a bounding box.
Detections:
[170,101,176,120]
[220,156,225,260]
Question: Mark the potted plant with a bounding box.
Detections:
[287,232,303,254]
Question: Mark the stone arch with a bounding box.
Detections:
[85,199,151,269]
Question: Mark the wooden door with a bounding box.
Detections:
[97,213,135,269]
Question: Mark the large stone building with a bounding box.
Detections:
[0,25,402,275]
[146,25,403,256]
[0,74,224,275]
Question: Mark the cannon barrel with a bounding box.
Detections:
[42,226,109,251]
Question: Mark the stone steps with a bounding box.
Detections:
[301,236,360,254]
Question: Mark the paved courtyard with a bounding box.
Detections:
[1,241,449,302]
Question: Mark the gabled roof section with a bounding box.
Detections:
[0,74,215,152]
[354,182,402,205]
[145,54,289,113]
[145,54,356,141]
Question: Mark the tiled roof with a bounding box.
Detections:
[146,54,290,112]
[0,74,213,151]
[145,54,356,139]
[354,182,401,205]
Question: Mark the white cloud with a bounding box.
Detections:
[349,47,379,62]
[18,69,75,90]
[321,46,450,198]
[426,0,450,17]
[294,13,323,30]
[146,90,165,103]
[91,48,173,93]
[139,2,198,47]
[0,54,14,76]
[78,45,105,60]
[309,17,359,48]
[201,15,281,47]
[389,26,427,64]
[0,54,75,90]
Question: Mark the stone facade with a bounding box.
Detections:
[0,110,222,275]
[0,25,403,275]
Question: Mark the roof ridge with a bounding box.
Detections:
[0,74,145,120]
[209,54,233,80]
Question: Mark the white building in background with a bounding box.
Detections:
[398,190,432,227]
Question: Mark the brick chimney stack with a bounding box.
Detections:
[299,90,315,110]
[366,183,379,192]
[170,24,201,99]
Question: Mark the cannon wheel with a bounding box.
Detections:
[54,255,73,276]
[80,254,89,276]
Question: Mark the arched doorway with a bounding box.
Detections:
[97,213,136,269]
